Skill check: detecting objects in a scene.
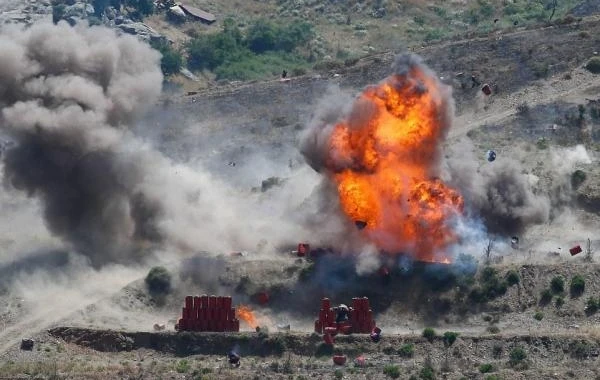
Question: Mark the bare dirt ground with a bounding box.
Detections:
[2,12,600,380]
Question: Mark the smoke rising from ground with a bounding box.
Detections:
[0,21,163,266]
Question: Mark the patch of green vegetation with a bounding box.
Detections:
[419,365,435,380]
[315,343,333,357]
[570,275,585,297]
[572,341,592,359]
[540,288,553,305]
[443,331,459,347]
[151,40,184,77]
[534,311,544,321]
[555,296,564,308]
[383,364,400,378]
[469,267,508,303]
[505,270,520,286]
[487,325,500,334]
[571,170,587,190]
[145,266,172,295]
[175,360,190,373]
[334,369,343,379]
[422,328,436,343]
[186,17,314,80]
[551,276,565,294]
[479,363,494,373]
[585,297,599,314]
[536,138,548,150]
[399,343,415,358]
[585,57,600,74]
[509,347,527,367]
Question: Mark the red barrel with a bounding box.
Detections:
[201,295,209,309]
[223,296,232,310]
[362,297,370,310]
[321,298,331,310]
[324,327,337,336]
[314,320,322,333]
[319,309,327,324]
[216,296,224,309]
[193,296,201,309]
[333,355,346,365]
[228,308,236,321]
[352,298,359,310]
[200,319,208,331]
[323,333,334,345]
[185,296,193,310]
[257,292,270,305]
[340,324,352,334]
[327,310,336,324]
[209,295,217,309]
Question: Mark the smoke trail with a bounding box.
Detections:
[0,21,163,266]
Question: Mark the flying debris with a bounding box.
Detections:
[486,150,497,162]
[355,220,367,230]
[333,355,347,365]
[370,327,382,343]
[511,236,519,249]
[481,83,492,95]
[570,245,582,256]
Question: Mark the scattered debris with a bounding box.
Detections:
[354,355,366,367]
[486,150,496,162]
[20,338,34,351]
[276,323,291,331]
[370,327,381,343]
[511,236,519,249]
[256,292,270,305]
[153,323,166,331]
[481,83,492,95]
[297,243,310,257]
[228,350,241,367]
[570,245,582,256]
[228,161,236,167]
[355,220,367,230]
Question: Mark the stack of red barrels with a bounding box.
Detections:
[314,297,376,334]
[176,295,240,332]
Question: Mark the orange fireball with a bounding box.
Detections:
[326,59,463,262]
[237,304,258,329]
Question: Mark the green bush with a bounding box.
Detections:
[145,266,172,295]
[422,328,436,343]
[127,0,154,16]
[175,359,189,373]
[572,341,592,359]
[52,4,66,24]
[509,347,527,366]
[534,311,544,321]
[585,297,599,314]
[443,331,459,347]
[479,363,494,373]
[540,288,552,305]
[585,57,600,74]
[571,170,587,189]
[506,270,520,286]
[555,296,564,308]
[383,364,400,378]
[550,276,565,294]
[470,267,509,303]
[419,366,435,380]
[151,40,183,76]
[570,275,585,297]
[398,343,414,358]
[334,369,343,379]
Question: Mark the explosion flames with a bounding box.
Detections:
[236,305,258,329]
[304,55,464,262]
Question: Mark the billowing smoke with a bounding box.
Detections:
[0,21,163,266]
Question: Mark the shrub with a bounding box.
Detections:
[492,344,503,358]
[383,364,400,378]
[571,170,587,189]
[550,276,565,294]
[479,363,494,373]
[540,288,553,305]
[175,360,189,373]
[585,297,599,314]
[443,331,459,347]
[334,369,343,379]
[509,347,527,366]
[52,4,66,24]
[487,326,500,334]
[398,343,415,358]
[419,366,435,380]
[570,275,585,296]
[485,376,501,380]
[534,311,544,321]
[555,296,564,308]
[506,270,520,286]
[151,40,183,76]
[585,57,600,74]
[422,328,436,343]
[572,341,592,359]
[145,266,172,295]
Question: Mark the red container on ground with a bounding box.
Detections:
[315,320,322,333]
[201,295,209,309]
[333,355,347,365]
[340,325,352,334]
[193,296,201,310]
[209,295,217,309]
[570,245,582,255]
[201,319,208,331]
[324,326,338,336]
[228,308,236,321]
[321,298,331,310]
[233,320,240,332]
[319,309,327,324]
[362,297,370,310]
[185,296,193,310]
[216,296,224,309]
[178,318,185,330]
[327,310,336,324]
[223,296,232,310]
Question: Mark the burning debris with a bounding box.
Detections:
[302,54,463,263]
[315,297,376,335]
[236,304,258,329]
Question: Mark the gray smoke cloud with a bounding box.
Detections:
[0,21,163,267]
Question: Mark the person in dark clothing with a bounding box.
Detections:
[282,70,288,79]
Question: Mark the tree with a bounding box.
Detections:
[246,19,277,53]
[152,40,183,76]
[92,0,110,17]
[52,4,66,24]
[584,238,594,262]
